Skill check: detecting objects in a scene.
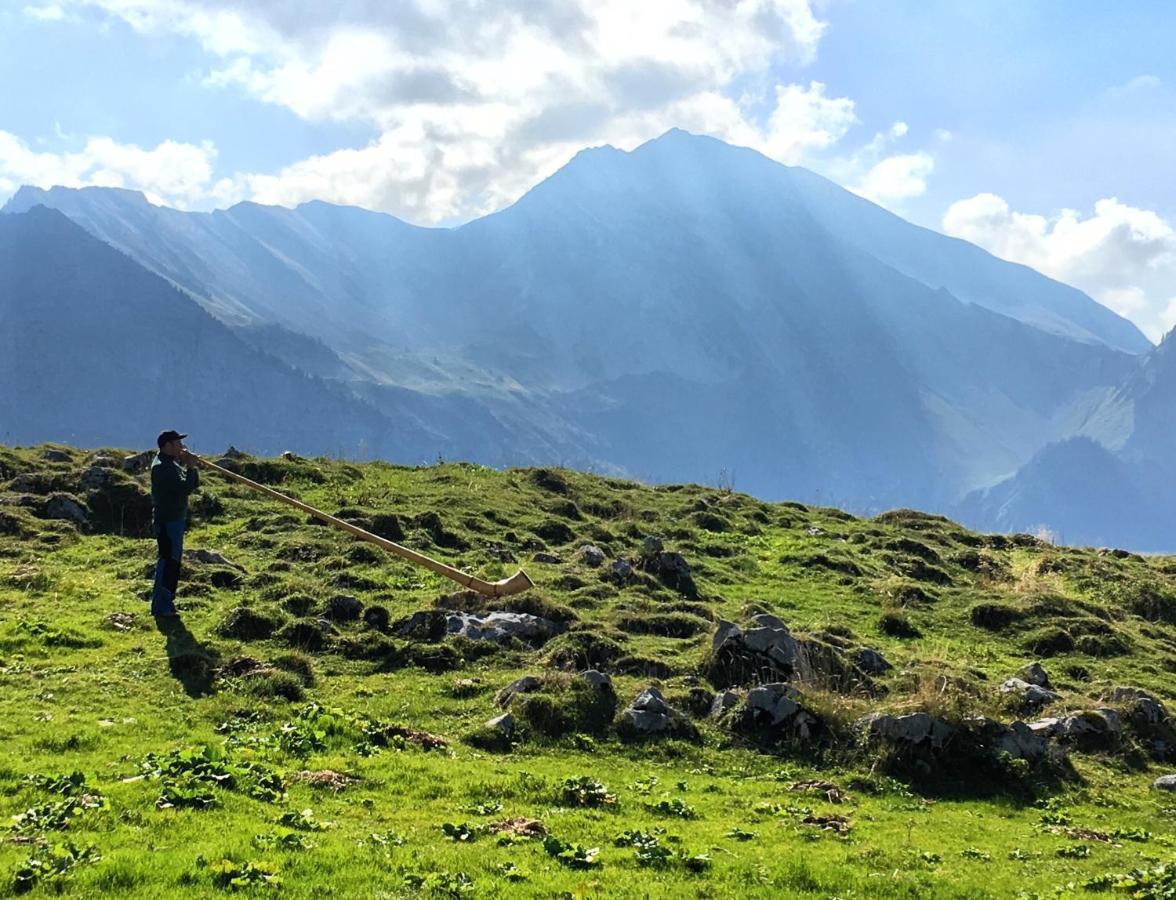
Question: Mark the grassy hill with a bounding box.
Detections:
[0,443,1174,898]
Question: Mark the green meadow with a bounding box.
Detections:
[0,443,1173,898]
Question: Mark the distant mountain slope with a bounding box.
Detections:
[958,329,1176,551]
[0,130,1154,519]
[0,206,445,459]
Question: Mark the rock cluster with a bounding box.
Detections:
[617,686,699,741]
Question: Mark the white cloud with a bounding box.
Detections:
[943,193,1176,342]
[23,4,66,21]
[0,130,220,208]
[854,152,933,204]
[38,0,848,222]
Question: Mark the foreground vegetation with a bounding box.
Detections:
[0,443,1174,898]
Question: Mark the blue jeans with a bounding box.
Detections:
[152,519,185,615]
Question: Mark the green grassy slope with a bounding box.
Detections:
[0,444,1174,898]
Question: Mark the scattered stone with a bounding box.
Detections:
[801,813,851,834]
[104,611,136,632]
[325,594,364,622]
[855,647,892,675]
[739,682,821,739]
[484,713,516,737]
[617,686,699,741]
[122,450,155,473]
[1000,678,1062,706]
[1029,709,1122,749]
[705,615,869,692]
[452,678,481,697]
[857,712,955,750]
[184,548,239,568]
[965,716,1049,763]
[395,609,448,641]
[291,770,356,791]
[1107,687,1169,726]
[79,465,117,491]
[641,535,664,555]
[532,552,561,564]
[789,780,846,804]
[88,455,118,468]
[41,449,71,463]
[43,493,88,526]
[1153,775,1176,792]
[496,675,542,708]
[578,544,606,567]
[446,611,558,643]
[608,558,633,582]
[710,689,741,719]
[577,669,612,690]
[1022,662,1053,689]
[489,818,547,839]
[280,451,300,461]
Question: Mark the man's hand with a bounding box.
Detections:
[179,449,197,467]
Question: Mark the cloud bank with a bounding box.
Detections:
[944,193,1176,343]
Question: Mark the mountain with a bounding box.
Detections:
[958,330,1176,550]
[0,130,1161,531]
[0,206,508,461]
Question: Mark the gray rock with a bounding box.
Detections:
[1154,774,1176,792]
[617,686,697,739]
[1107,687,1169,726]
[631,687,671,715]
[532,552,561,564]
[711,619,743,651]
[184,548,238,567]
[965,716,1049,763]
[485,713,515,735]
[1030,708,1122,745]
[446,611,558,643]
[997,720,1050,763]
[710,690,741,718]
[44,494,87,526]
[1022,662,1052,689]
[741,621,800,669]
[577,669,612,691]
[41,449,71,463]
[122,450,155,473]
[578,544,606,567]
[855,647,892,675]
[222,446,246,459]
[79,466,117,491]
[858,712,955,749]
[496,675,542,707]
[641,534,664,555]
[280,451,300,461]
[88,455,118,468]
[1000,678,1062,706]
[746,683,802,725]
[740,683,819,738]
[749,613,789,631]
[609,558,633,581]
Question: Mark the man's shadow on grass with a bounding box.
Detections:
[154,615,221,698]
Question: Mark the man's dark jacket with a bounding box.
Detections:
[150,453,198,525]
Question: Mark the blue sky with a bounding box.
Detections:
[1,0,1174,339]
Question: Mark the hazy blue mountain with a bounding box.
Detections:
[0,206,560,464]
[0,130,1158,525]
[957,329,1176,550]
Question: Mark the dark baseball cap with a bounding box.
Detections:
[157,430,188,448]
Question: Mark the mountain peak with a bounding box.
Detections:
[2,184,151,216]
